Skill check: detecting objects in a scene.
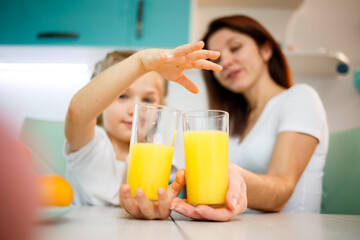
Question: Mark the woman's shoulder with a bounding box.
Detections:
[281,83,322,105]
[287,83,318,96]
[279,83,327,122]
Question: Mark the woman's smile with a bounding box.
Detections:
[225,69,242,81]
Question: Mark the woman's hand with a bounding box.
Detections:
[170,163,247,221]
[119,169,186,220]
[137,41,223,93]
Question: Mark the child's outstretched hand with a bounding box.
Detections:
[169,163,247,221]
[119,169,186,220]
[137,41,222,94]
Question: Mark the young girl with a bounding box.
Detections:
[64,42,223,215]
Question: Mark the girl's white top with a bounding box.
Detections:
[64,126,179,206]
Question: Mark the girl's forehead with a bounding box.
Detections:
[129,72,164,92]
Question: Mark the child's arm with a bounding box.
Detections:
[65,41,222,152]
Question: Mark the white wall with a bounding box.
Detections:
[286,0,360,132]
[0,46,116,137]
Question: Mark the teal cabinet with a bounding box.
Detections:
[0,0,189,47]
[128,0,190,47]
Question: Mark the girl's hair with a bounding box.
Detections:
[201,15,293,137]
[91,51,168,126]
[91,51,135,79]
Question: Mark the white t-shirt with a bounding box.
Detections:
[229,84,328,212]
[64,126,179,206]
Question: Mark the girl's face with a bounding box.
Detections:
[207,28,272,93]
[102,71,164,143]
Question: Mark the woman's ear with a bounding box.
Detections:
[260,42,273,62]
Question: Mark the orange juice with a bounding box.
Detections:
[127,143,174,201]
[183,130,228,205]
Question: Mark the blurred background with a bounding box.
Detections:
[0,0,359,137]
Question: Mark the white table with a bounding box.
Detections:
[35,206,360,240]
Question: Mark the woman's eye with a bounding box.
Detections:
[230,45,241,53]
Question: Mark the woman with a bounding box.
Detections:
[171,15,328,218]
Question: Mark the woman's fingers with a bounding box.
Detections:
[119,184,142,218]
[171,197,233,221]
[226,163,247,212]
[170,198,203,220]
[194,205,233,222]
[135,189,156,220]
[169,164,248,222]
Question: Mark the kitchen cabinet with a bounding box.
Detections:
[128,0,190,47]
[0,0,190,47]
[191,0,350,77]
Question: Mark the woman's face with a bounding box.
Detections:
[207,28,271,93]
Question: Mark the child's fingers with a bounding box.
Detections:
[119,185,142,218]
[171,41,205,57]
[187,50,220,61]
[192,59,223,72]
[157,188,171,219]
[175,75,200,94]
[135,189,156,220]
[167,169,186,199]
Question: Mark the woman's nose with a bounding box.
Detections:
[219,52,234,68]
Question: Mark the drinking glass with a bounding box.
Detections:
[182,110,229,207]
[126,103,181,202]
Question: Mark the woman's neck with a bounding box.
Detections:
[108,135,130,162]
[243,73,285,113]
[239,72,286,140]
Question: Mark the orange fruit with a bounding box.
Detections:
[37,175,73,207]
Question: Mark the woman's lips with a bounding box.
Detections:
[226,70,241,80]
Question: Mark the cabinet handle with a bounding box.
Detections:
[136,0,144,38]
[37,32,79,40]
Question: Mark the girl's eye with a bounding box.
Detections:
[143,98,153,103]
[118,94,128,99]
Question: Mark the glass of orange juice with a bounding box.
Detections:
[126,103,181,202]
[182,110,229,207]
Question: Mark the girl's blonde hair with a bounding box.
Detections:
[91,51,168,126]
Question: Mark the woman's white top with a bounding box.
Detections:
[64,126,179,206]
[229,84,329,212]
